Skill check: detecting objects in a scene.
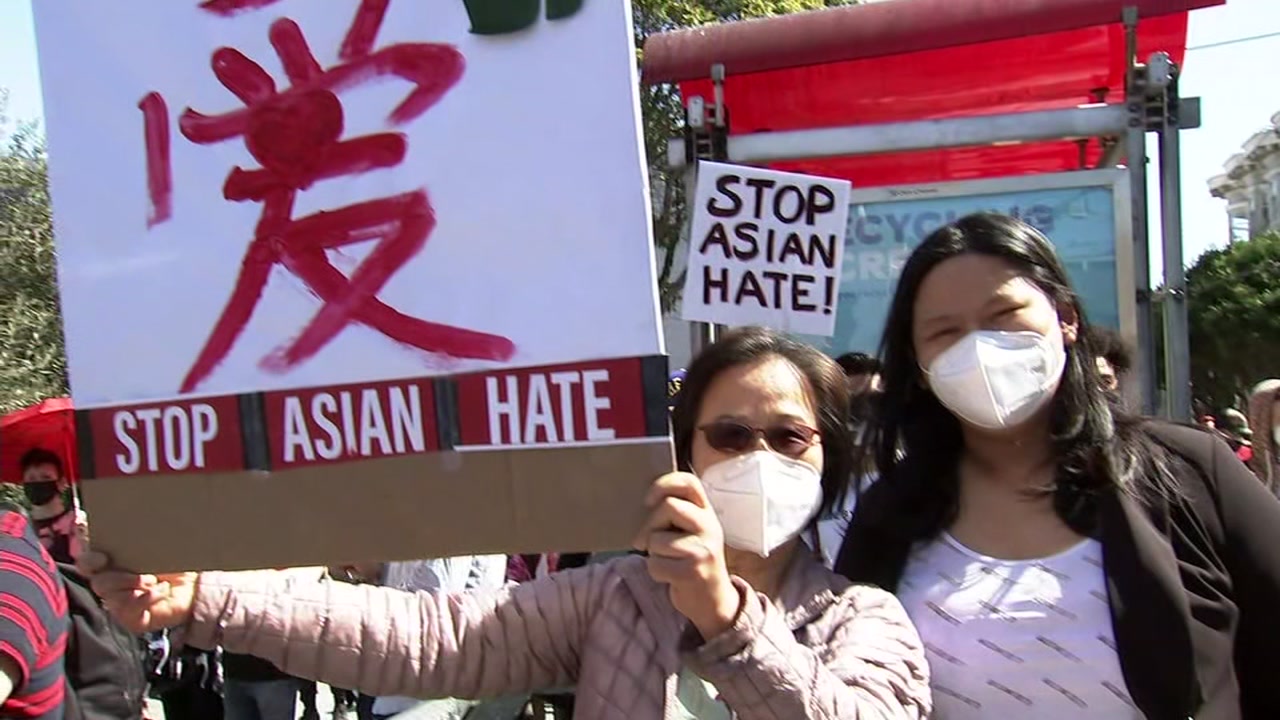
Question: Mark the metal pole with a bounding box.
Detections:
[1125,123,1156,416]
[682,165,718,355]
[1158,129,1192,422]
[687,64,728,357]
[1120,7,1156,415]
[1096,138,1123,168]
[1123,7,1157,416]
[690,316,717,355]
[667,104,1131,168]
[688,173,722,353]
[1153,54,1193,421]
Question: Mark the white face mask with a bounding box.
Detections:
[699,450,823,557]
[1272,427,1280,448]
[925,325,1067,430]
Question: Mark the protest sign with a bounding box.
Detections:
[793,169,1135,360]
[34,0,670,572]
[682,162,852,336]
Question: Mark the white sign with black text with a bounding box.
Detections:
[682,162,851,336]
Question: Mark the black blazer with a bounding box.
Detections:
[834,423,1280,720]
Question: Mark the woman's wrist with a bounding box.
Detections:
[691,575,743,640]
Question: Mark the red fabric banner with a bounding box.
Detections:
[675,13,1193,186]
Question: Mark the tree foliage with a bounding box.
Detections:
[1187,232,1280,411]
[0,93,66,415]
[633,0,856,310]
[0,484,28,514]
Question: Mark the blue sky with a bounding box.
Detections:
[2,0,1278,273]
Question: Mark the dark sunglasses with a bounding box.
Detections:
[698,421,820,457]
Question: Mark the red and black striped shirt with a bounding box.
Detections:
[0,510,68,719]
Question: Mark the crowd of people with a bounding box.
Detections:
[0,212,1277,719]
[0,451,605,719]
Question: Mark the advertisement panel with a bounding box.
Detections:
[794,170,1135,359]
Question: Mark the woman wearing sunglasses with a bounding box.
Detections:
[81,328,930,720]
[836,213,1280,720]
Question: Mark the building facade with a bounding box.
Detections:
[1208,111,1280,243]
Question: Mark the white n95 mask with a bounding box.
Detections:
[925,326,1067,430]
[700,450,823,557]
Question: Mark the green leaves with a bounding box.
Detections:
[0,98,67,415]
[634,0,858,312]
[1187,232,1280,411]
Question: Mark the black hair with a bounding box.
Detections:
[1085,325,1133,375]
[672,326,853,519]
[835,352,881,377]
[859,212,1174,542]
[19,448,63,477]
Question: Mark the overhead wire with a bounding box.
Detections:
[1186,29,1280,52]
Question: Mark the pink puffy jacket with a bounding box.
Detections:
[185,553,930,719]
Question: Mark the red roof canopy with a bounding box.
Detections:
[644,0,1223,187]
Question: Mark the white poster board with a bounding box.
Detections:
[38,0,662,404]
[34,0,672,571]
[682,162,851,336]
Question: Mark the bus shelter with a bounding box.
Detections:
[643,0,1226,419]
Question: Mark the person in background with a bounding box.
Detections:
[807,386,882,570]
[1247,379,1280,492]
[83,327,932,720]
[806,477,862,571]
[667,368,686,411]
[299,680,357,720]
[1219,407,1254,465]
[299,569,361,720]
[19,448,81,565]
[808,355,885,571]
[1082,325,1131,398]
[147,631,223,720]
[370,555,508,720]
[222,570,328,720]
[845,381,879,425]
[41,493,150,720]
[222,651,297,720]
[844,389,882,458]
[837,212,1280,719]
[834,352,881,397]
[327,563,384,720]
[497,552,571,718]
[0,499,69,719]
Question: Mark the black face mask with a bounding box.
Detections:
[24,482,60,507]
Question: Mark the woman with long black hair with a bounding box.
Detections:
[835,212,1280,720]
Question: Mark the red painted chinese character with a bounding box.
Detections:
[146,0,516,394]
